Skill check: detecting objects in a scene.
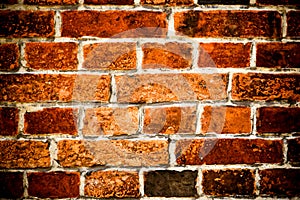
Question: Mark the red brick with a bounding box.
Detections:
[0,140,50,168]
[24,108,78,135]
[259,169,300,197]
[115,73,228,103]
[84,0,134,4]
[24,0,78,4]
[174,11,281,38]
[0,172,24,198]
[28,172,80,198]
[287,11,300,37]
[0,43,19,71]
[85,171,140,198]
[0,107,19,136]
[257,0,300,5]
[257,107,300,134]
[142,42,192,69]
[0,11,54,38]
[201,106,251,134]
[288,138,300,165]
[62,11,167,38]
[199,0,249,4]
[25,42,78,70]
[176,138,283,165]
[202,169,255,196]
[199,43,251,68]
[141,0,193,6]
[231,73,300,101]
[1,0,18,4]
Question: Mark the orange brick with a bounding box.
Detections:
[24,0,78,4]
[84,0,134,4]
[0,43,20,71]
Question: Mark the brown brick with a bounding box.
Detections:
[28,172,80,198]
[83,107,139,136]
[115,73,228,103]
[1,0,18,4]
[24,0,78,4]
[287,11,300,37]
[259,169,300,197]
[231,73,300,101]
[143,106,197,134]
[257,0,300,5]
[85,171,140,198]
[144,170,198,197]
[176,139,283,165]
[199,0,249,4]
[0,74,110,103]
[257,107,300,134]
[199,43,251,68]
[84,0,134,4]
[57,140,169,167]
[0,43,19,71]
[25,42,78,70]
[0,11,54,38]
[202,169,255,196]
[0,107,19,136]
[142,42,192,69]
[0,140,50,168]
[83,43,136,70]
[201,106,251,134]
[62,11,167,38]
[174,11,281,38]
[141,0,193,6]
[288,138,300,165]
[0,172,24,198]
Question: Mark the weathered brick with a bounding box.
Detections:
[259,169,300,197]
[0,140,50,168]
[84,0,134,4]
[201,106,251,134]
[85,171,140,198]
[83,43,136,70]
[0,43,19,71]
[174,11,281,38]
[115,73,228,103]
[57,140,169,167]
[24,0,78,4]
[199,43,251,68]
[0,11,54,38]
[202,169,255,196]
[143,106,197,134]
[257,0,300,5]
[287,138,300,165]
[62,11,167,38]
[257,107,300,134]
[28,172,80,198]
[199,0,249,4]
[144,170,198,197]
[231,73,300,101]
[287,11,300,37]
[142,42,192,69]
[25,42,78,70]
[0,107,19,136]
[83,107,139,136]
[0,74,110,102]
[0,172,24,198]
[141,0,193,6]
[176,139,283,165]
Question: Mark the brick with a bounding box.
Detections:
[62,11,167,38]
[57,140,169,167]
[0,74,110,103]
[143,106,197,134]
[141,0,193,6]
[0,172,24,198]
[0,11,54,38]
[199,0,249,4]
[85,171,140,198]
[0,140,50,168]
[83,43,136,70]
[144,170,198,197]
[257,43,300,68]
[25,42,78,70]
[0,107,19,136]
[24,0,78,4]
[176,139,283,165]
[287,11,300,37]
[259,169,300,197]
[174,11,281,38]
[0,43,19,71]
[84,0,134,4]
[24,108,78,135]
[202,169,255,196]
[115,73,228,103]
[28,172,80,198]
[288,138,300,165]
[83,107,139,136]
[142,42,192,69]
[201,106,251,134]
[1,0,18,4]
[257,0,300,5]
[199,43,251,68]
[231,73,300,101]
[257,107,300,134]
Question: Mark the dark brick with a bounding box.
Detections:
[0,107,19,136]
[287,138,300,165]
[24,0,78,4]
[0,172,24,198]
[0,43,20,71]
[0,0,18,4]
[287,11,300,37]
[199,0,249,4]
[141,0,193,5]
[257,0,300,5]
[84,0,134,4]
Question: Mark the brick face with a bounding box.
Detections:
[287,138,300,165]
[24,0,78,4]
[257,0,300,5]
[199,0,249,4]
[0,107,19,136]
[84,0,134,4]
[141,0,193,6]
[0,172,24,198]
[0,43,19,71]
[287,11,300,37]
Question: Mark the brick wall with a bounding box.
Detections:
[0,0,299,199]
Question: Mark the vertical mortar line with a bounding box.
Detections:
[192,42,199,70]
[193,0,198,5]
[55,11,62,38]
[138,105,145,134]
[250,41,257,69]
[254,168,260,196]
[282,8,287,39]
[139,169,145,197]
[18,106,26,135]
[18,0,23,4]
[78,0,84,4]
[197,168,203,196]
[77,41,84,71]
[80,170,86,197]
[110,74,117,103]
[136,40,143,73]
[19,42,27,72]
[251,105,257,136]
[167,8,175,37]
[195,103,204,135]
[134,0,140,5]
[282,137,288,164]
[168,139,177,167]
[77,106,85,139]
[23,170,29,198]
[49,139,59,169]
[249,0,256,5]
[226,72,234,103]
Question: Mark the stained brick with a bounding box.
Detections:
[287,138,300,165]
[141,0,193,6]
[287,11,300,38]
[24,0,78,4]
[0,172,24,198]
[176,139,283,165]
[28,172,80,198]
[174,11,281,38]
[0,43,19,71]
[0,107,19,136]
[84,0,134,4]
[257,0,300,5]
